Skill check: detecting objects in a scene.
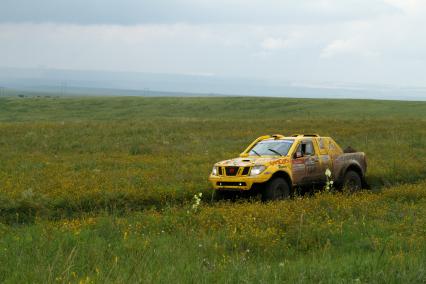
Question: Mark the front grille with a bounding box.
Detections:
[225,166,239,176]
[241,167,250,175]
[220,166,251,176]
[217,182,247,187]
[218,167,223,176]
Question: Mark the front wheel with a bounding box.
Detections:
[261,178,291,201]
[342,170,362,192]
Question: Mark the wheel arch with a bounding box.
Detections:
[338,163,366,187]
[268,171,293,190]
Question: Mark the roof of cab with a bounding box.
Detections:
[258,134,325,141]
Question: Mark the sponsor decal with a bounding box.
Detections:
[292,159,305,164]
[292,164,305,170]
[270,158,290,165]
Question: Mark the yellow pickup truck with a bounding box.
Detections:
[209,134,367,201]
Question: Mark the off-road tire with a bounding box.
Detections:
[342,170,362,192]
[261,178,290,201]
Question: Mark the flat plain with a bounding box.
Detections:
[0,96,425,283]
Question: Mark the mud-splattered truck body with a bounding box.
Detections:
[209,134,367,200]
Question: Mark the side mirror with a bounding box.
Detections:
[240,152,249,158]
[295,152,302,159]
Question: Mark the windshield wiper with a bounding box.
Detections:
[268,148,283,156]
[251,149,261,156]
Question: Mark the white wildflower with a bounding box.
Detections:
[324,168,334,192]
[191,192,203,212]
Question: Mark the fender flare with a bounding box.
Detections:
[267,171,293,191]
[336,162,366,186]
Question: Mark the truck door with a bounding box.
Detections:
[291,140,322,184]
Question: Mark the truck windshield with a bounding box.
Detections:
[249,139,294,156]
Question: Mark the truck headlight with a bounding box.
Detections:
[211,166,218,176]
[250,165,266,176]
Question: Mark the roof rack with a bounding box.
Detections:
[291,134,320,137]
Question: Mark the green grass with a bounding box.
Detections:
[1,185,425,283]
[0,96,425,283]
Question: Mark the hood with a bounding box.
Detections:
[215,156,289,167]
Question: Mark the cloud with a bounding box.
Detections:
[382,0,426,14]
[0,23,251,74]
[1,1,426,87]
[320,38,379,58]
[0,0,399,25]
[261,38,290,50]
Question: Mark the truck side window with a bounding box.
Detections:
[318,138,325,150]
[303,141,314,156]
[295,141,315,157]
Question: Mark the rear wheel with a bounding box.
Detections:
[262,178,290,201]
[342,170,362,192]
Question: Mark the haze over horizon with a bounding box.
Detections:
[1,0,426,98]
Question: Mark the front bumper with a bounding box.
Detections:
[209,174,270,191]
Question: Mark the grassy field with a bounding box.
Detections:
[0,96,425,283]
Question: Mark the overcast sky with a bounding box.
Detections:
[1,0,426,87]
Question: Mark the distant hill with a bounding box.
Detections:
[1,67,425,100]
